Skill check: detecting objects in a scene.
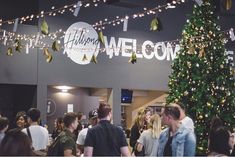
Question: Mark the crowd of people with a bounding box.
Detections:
[0,102,234,156]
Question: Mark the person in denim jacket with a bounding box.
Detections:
[157,105,196,156]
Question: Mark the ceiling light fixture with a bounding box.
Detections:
[61,89,68,93]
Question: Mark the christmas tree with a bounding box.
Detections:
[166,0,235,155]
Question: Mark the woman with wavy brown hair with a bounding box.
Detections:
[15,111,28,129]
[130,107,152,156]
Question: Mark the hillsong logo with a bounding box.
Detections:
[64,22,234,66]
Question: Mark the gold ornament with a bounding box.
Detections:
[43,48,53,63]
[43,48,50,56]
[224,0,232,10]
[90,54,97,64]
[129,52,137,64]
[150,17,161,31]
[46,55,52,63]
[187,61,192,68]
[6,47,13,56]
[188,46,195,54]
[41,19,49,35]
[82,54,88,61]
[184,91,189,96]
[52,40,60,52]
[221,99,226,103]
[207,102,211,108]
[199,115,203,119]
[98,31,105,45]
[199,47,205,58]
[15,39,22,52]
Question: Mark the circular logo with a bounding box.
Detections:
[64,22,100,65]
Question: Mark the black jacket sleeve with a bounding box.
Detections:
[129,123,140,148]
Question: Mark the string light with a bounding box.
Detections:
[0,0,187,49]
[0,0,106,26]
[92,0,186,29]
[0,0,233,54]
[0,30,233,56]
[0,26,234,52]
[0,0,187,48]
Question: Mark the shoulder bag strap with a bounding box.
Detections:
[26,127,32,140]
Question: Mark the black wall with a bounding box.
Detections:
[0,84,37,129]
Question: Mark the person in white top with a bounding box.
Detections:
[136,114,161,156]
[22,108,49,151]
[76,109,98,155]
[172,102,194,132]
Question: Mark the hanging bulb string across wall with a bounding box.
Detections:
[0,0,187,53]
[0,0,234,54]
[0,24,234,50]
[0,0,107,26]
[0,0,186,38]
[0,27,233,52]
[92,0,186,30]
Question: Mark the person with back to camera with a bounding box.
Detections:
[76,109,98,155]
[22,108,49,151]
[208,126,233,157]
[157,104,196,156]
[208,116,224,151]
[130,107,152,156]
[0,128,33,156]
[136,114,162,156]
[84,103,130,157]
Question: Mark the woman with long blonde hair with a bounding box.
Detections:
[136,114,161,156]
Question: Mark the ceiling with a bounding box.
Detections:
[0,0,38,25]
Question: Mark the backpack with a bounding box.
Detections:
[47,132,65,156]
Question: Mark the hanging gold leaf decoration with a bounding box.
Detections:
[98,31,105,45]
[82,54,88,61]
[6,47,13,56]
[46,54,53,63]
[199,47,205,58]
[41,19,49,35]
[224,0,232,10]
[90,54,97,64]
[129,52,137,64]
[15,39,22,52]
[43,48,53,63]
[52,40,60,51]
[43,48,50,56]
[150,17,159,31]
